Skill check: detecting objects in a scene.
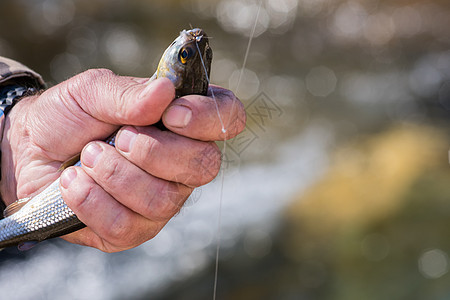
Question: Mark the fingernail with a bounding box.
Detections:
[82,143,103,168]
[60,168,77,189]
[117,127,137,153]
[164,105,192,128]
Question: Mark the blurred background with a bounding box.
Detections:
[0,0,449,299]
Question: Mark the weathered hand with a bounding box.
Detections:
[0,69,245,252]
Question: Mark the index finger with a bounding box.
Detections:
[161,85,246,141]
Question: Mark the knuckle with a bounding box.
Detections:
[106,211,135,244]
[98,156,122,184]
[100,222,158,252]
[63,169,96,211]
[192,142,221,184]
[72,69,138,124]
[71,183,96,212]
[64,68,116,106]
[205,143,222,179]
[143,182,183,221]
[140,134,158,166]
[166,184,191,213]
[80,68,116,83]
[72,69,115,93]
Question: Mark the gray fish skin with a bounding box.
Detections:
[0,28,211,249]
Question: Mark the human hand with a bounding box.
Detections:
[0,69,245,252]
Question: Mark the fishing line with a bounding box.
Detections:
[195,42,226,134]
[208,1,263,299]
[212,142,226,300]
[233,0,262,99]
[195,39,226,300]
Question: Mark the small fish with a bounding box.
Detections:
[0,28,212,250]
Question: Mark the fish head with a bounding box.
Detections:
[156,28,212,97]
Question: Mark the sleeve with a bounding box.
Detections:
[0,56,46,88]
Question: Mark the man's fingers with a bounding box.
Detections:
[79,141,191,220]
[60,166,155,251]
[115,126,222,186]
[60,164,179,252]
[161,85,246,141]
[60,69,175,126]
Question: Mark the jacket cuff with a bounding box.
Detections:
[0,56,46,89]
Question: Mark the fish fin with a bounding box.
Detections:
[18,241,39,251]
[59,154,80,171]
[3,198,31,217]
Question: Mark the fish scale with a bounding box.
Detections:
[0,28,212,249]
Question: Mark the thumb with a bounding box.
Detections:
[60,69,175,126]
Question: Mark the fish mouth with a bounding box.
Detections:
[183,28,208,43]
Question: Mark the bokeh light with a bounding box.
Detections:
[305,66,337,97]
[103,25,145,73]
[418,249,449,279]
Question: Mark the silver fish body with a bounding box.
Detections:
[0,28,212,249]
[0,173,83,248]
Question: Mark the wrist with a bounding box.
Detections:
[0,94,40,207]
[0,56,46,211]
[0,85,39,134]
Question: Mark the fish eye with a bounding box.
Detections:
[179,47,193,64]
